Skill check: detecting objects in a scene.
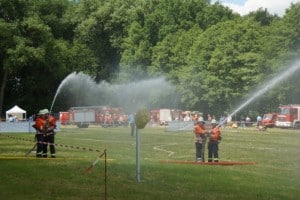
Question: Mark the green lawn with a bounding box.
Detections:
[0,126,299,200]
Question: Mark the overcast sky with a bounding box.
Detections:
[212,0,300,16]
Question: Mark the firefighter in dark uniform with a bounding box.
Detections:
[194,120,207,162]
[208,119,221,162]
[33,112,45,157]
[35,109,57,158]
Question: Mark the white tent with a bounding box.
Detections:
[6,105,27,121]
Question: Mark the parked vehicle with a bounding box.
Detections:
[276,104,300,128]
[61,106,127,128]
[261,113,277,128]
[59,112,70,125]
[150,109,182,126]
[69,107,96,128]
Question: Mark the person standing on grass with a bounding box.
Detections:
[33,112,45,158]
[208,119,221,162]
[256,114,262,128]
[194,120,207,162]
[35,109,57,158]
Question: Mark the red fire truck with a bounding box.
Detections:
[261,113,277,128]
[276,104,300,128]
[60,106,127,128]
[59,112,70,125]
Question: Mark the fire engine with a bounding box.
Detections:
[60,106,127,128]
[59,112,70,125]
[276,104,300,128]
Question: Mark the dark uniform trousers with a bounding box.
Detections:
[42,132,56,158]
[208,140,219,162]
[36,133,44,157]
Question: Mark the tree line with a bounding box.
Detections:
[0,0,300,120]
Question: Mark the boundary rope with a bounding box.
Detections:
[0,133,101,152]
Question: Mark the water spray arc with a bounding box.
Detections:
[50,72,78,113]
[49,72,178,114]
[219,59,300,127]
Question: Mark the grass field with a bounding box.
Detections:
[0,126,300,200]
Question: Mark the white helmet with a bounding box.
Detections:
[211,119,217,124]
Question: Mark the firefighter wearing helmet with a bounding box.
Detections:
[207,119,221,162]
[194,119,207,162]
[34,109,57,158]
[33,112,45,157]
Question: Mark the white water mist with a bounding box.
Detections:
[49,72,179,113]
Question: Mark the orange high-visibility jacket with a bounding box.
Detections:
[194,124,206,142]
[35,117,46,132]
[210,126,221,141]
[47,115,56,128]
[35,116,56,132]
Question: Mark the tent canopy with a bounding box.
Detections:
[6,105,27,121]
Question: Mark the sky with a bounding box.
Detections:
[212,0,300,17]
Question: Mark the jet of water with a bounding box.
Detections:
[49,72,79,113]
[219,59,300,126]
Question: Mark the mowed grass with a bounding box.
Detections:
[0,126,300,200]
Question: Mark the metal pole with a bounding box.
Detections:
[104,149,107,200]
[136,128,140,182]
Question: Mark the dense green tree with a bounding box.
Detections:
[120,21,152,81]
[246,8,279,26]
[282,3,300,52]
[0,0,96,115]
[150,26,203,81]
[201,1,239,29]
[281,3,300,104]
[0,0,299,119]
[0,0,27,116]
[260,3,300,106]
[120,0,236,82]
[72,0,139,82]
[182,18,266,115]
